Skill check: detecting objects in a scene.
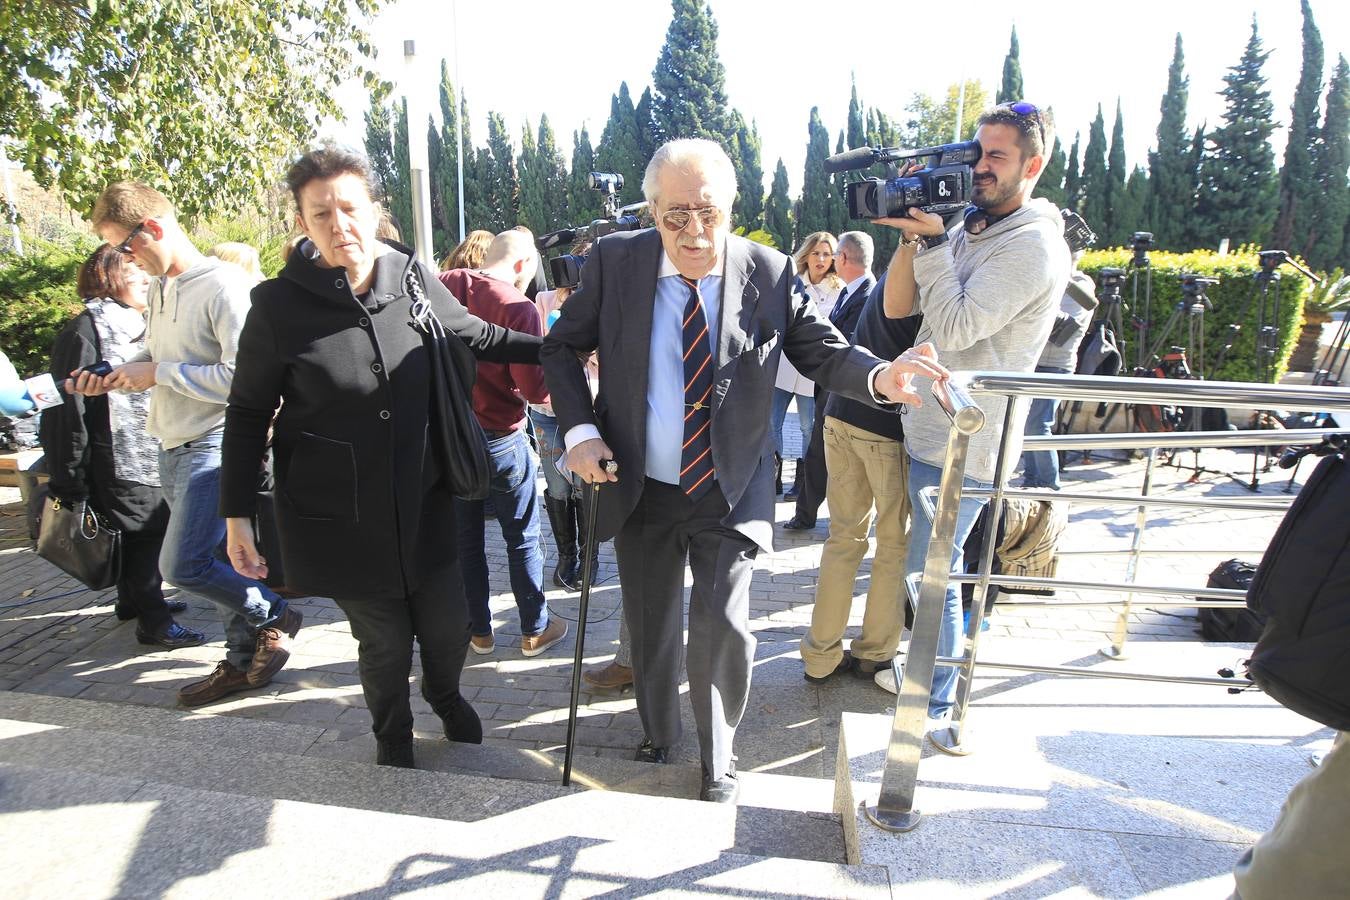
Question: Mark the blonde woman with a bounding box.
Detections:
[441,229,493,272]
[773,232,844,497]
[208,242,263,281]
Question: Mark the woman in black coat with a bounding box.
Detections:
[40,245,204,648]
[221,147,541,768]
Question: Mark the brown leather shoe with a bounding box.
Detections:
[520,618,567,657]
[245,605,303,687]
[583,660,634,690]
[178,661,252,707]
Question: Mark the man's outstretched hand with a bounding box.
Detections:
[873,342,949,407]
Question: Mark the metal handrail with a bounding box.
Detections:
[865,371,1350,835]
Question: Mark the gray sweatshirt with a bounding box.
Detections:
[130,256,254,449]
[903,198,1070,483]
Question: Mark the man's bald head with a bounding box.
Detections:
[479,229,539,293]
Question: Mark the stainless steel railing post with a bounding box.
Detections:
[1105,447,1156,660]
[866,379,984,833]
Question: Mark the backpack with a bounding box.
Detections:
[1244,443,1350,730]
[1197,559,1263,641]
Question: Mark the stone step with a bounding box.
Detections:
[0,760,892,899]
[0,690,844,864]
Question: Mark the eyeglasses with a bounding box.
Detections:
[1008,101,1047,151]
[113,222,146,256]
[659,206,723,232]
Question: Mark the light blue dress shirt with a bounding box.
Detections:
[646,265,723,484]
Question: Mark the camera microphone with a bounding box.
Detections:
[824,147,879,174]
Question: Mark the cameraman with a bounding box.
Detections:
[874,103,1070,721]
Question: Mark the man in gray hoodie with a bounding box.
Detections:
[73,182,300,707]
[872,103,1070,720]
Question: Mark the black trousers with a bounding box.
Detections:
[119,525,172,633]
[334,562,471,745]
[793,389,829,523]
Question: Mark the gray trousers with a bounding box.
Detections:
[614,479,758,778]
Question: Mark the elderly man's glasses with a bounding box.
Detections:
[1008,101,1047,150]
[113,222,147,255]
[660,206,723,231]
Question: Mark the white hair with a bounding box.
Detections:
[837,231,874,270]
[642,138,737,209]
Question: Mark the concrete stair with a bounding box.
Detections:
[0,690,892,898]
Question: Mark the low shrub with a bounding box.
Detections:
[0,239,93,376]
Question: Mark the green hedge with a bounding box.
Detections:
[1078,247,1311,383]
[0,240,92,376]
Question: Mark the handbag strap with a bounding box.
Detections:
[407,265,440,336]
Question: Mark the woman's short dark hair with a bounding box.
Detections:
[77,244,130,301]
[285,145,380,210]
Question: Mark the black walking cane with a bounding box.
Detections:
[562,458,617,787]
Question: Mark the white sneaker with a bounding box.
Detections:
[874,665,900,694]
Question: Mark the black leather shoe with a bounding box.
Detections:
[440,693,483,744]
[634,739,671,764]
[135,621,207,649]
[850,656,892,679]
[782,516,816,531]
[803,653,854,685]
[700,765,739,804]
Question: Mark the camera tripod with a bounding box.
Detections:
[1128,239,1155,370]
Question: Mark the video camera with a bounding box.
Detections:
[1061,210,1096,254]
[538,172,647,289]
[824,140,981,220]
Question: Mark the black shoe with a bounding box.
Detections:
[850,656,892,679]
[699,764,739,804]
[117,599,187,621]
[782,516,816,531]
[634,739,671,764]
[803,653,853,685]
[441,693,483,744]
[774,452,783,496]
[376,739,416,768]
[135,621,207,649]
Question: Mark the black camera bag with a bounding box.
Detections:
[1244,447,1350,730]
[1197,559,1262,641]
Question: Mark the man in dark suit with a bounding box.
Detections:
[783,231,877,531]
[541,139,946,803]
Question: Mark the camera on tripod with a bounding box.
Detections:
[824,140,981,220]
[1099,267,1127,291]
[537,172,647,288]
[1180,273,1218,310]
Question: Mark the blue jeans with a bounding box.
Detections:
[454,429,548,637]
[528,409,573,501]
[771,388,815,457]
[158,431,279,670]
[904,457,990,718]
[1020,365,1071,490]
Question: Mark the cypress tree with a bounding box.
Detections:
[1195,18,1278,250]
[847,78,866,149]
[482,112,518,232]
[1104,100,1129,245]
[730,112,765,230]
[1124,165,1150,240]
[426,116,451,255]
[996,26,1024,104]
[1078,107,1108,234]
[798,106,833,239]
[537,116,570,232]
[828,131,848,235]
[1148,34,1191,250]
[1035,135,1067,207]
[517,119,544,236]
[362,96,398,219]
[432,61,463,247]
[764,158,793,252]
[568,126,599,225]
[1063,132,1082,209]
[1273,0,1324,253]
[465,147,495,235]
[651,0,732,144]
[597,82,644,202]
[1182,125,1207,249]
[389,97,413,241]
[635,86,657,164]
[1308,56,1349,271]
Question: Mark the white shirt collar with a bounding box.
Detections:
[843,273,871,298]
[658,236,728,280]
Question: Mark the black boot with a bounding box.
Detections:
[784,458,804,499]
[573,493,601,585]
[545,494,581,591]
[376,739,416,768]
[774,452,783,496]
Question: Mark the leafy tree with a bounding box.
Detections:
[568,127,599,225]
[390,98,414,243]
[1103,101,1129,245]
[1308,56,1349,271]
[902,80,988,148]
[1194,19,1278,250]
[1273,0,1325,253]
[597,83,645,202]
[996,27,1024,105]
[363,97,398,219]
[0,0,384,220]
[651,0,732,144]
[1149,34,1192,250]
[798,107,834,240]
[764,159,794,251]
[1035,135,1067,206]
[730,112,765,230]
[1064,133,1082,209]
[1078,107,1109,235]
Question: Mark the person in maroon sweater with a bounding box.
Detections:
[439,231,567,658]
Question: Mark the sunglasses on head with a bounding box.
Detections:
[113,222,147,255]
[1008,101,1047,150]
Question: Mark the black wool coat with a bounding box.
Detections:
[221,241,541,601]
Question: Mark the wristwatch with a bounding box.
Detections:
[921,232,949,251]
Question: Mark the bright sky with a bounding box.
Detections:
[332,0,1349,198]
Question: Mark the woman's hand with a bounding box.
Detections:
[225,517,269,581]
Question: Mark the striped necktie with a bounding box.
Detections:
[679,275,716,500]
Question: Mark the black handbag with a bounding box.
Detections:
[407,266,492,501]
[36,496,122,590]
